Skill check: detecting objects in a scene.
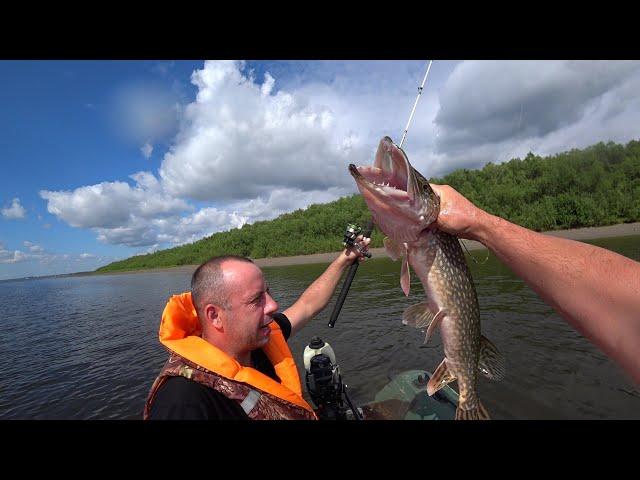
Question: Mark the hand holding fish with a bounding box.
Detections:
[429,184,491,243]
[430,183,640,385]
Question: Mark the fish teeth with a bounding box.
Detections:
[374,181,399,190]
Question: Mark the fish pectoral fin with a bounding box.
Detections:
[427,358,456,396]
[478,335,506,381]
[400,250,410,296]
[402,302,432,327]
[402,304,444,345]
[383,236,403,261]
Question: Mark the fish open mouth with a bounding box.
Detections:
[348,137,413,200]
[349,136,439,242]
[348,164,408,195]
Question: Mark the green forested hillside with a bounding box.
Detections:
[97,139,640,272]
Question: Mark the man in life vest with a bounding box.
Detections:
[144,235,370,420]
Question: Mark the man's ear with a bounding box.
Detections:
[204,303,223,330]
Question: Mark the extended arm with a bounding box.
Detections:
[284,236,370,337]
[431,184,640,384]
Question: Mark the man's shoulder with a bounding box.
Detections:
[149,376,247,420]
[158,375,211,397]
[153,376,223,408]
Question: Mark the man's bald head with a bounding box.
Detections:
[190,255,255,322]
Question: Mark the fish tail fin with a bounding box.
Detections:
[455,401,490,420]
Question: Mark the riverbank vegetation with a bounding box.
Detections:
[97,139,640,272]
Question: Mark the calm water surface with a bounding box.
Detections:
[1,235,639,419]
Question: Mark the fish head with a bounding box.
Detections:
[349,136,440,242]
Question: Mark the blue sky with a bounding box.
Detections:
[2,60,639,280]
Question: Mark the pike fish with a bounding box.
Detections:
[349,136,505,420]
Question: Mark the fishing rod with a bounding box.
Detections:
[328,60,433,328]
[328,219,374,328]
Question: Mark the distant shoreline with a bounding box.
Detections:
[68,221,640,279]
[3,222,637,282]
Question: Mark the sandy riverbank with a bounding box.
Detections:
[85,222,640,277]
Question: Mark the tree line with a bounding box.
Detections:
[97,139,640,272]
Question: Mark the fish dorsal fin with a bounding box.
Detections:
[400,245,410,296]
[383,236,403,261]
[402,303,444,345]
[478,335,506,381]
[427,358,456,396]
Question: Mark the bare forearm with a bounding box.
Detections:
[285,254,352,336]
[303,256,351,315]
[476,213,640,383]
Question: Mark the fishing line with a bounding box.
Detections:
[399,60,433,148]
[398,60,488,265]
[460,240,490,264]
[329,60,435,328]
[400,61,489,266]
[401,61,479,272]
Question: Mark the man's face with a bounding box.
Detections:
[220,261,279,354]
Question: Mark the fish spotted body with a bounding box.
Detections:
[349,136,505,420]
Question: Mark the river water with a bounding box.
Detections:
[1,235,638,419]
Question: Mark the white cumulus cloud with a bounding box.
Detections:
[40,172,191,229]
[0,243,28,264]
[40,60,438,250]
[159,60,371,201]
[2,198,26,219]
[431,60,640,175]
[37,60,640,254]
[23,241,44,253]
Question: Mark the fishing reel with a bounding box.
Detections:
[343,223,372,258]
[303,336,363,420]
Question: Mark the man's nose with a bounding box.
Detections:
[265,292,279,314]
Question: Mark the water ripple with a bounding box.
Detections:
[1,236,639,419]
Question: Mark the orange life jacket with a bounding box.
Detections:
[144,292,317,420]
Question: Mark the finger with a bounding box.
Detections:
[429,183,443,199]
